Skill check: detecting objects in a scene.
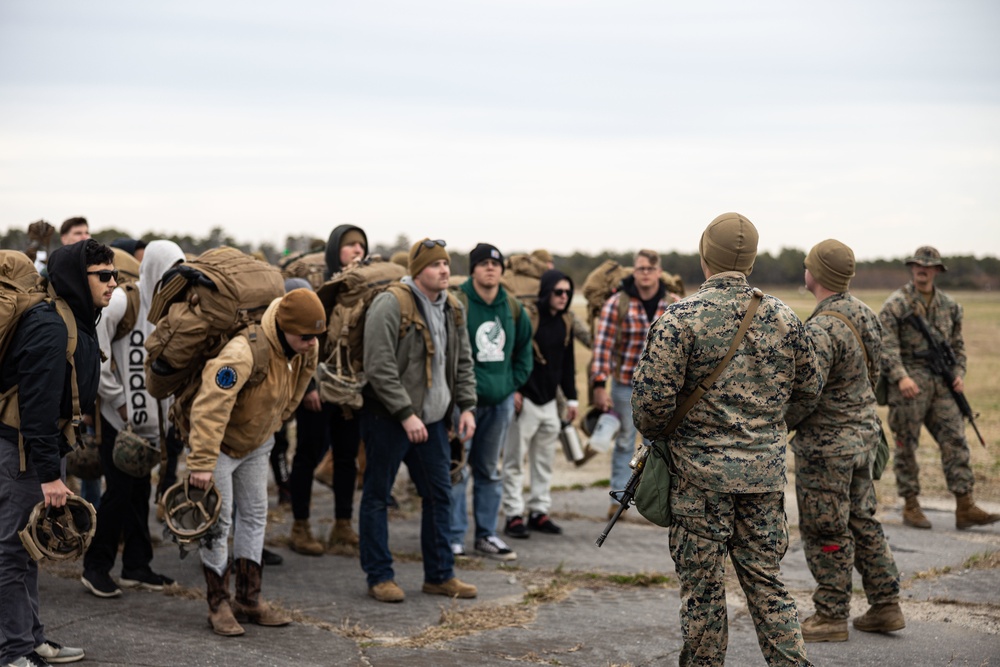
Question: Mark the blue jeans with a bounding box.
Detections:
[449,394,514,545]
[611,380,646,493]
[359,410,454,588]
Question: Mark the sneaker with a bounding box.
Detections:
[7,652,52,667]
[120,569,174,591]
[34,641,84,664]
[474,535,517,561]
[422,577,477,598]
[528,512,563,535]
[504,516,530,539]
[450,543,466,557]
[80,570,122,598]
[368,580,405,603]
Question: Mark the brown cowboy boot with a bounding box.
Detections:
[289,519,324,556]
[204,564,244,637]
[231,558,292,626]
[955,493,1000,530]
[327,519,359,548]
[902,496,931,529]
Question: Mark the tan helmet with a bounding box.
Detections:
[18,496,97,561]
[65,431,102,480]
[161,478,223,547]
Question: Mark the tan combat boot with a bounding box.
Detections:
[231,558,292,626]
[289,519,324,556]
[800,613,849,642]
[902,496,932,529]
[327,519,359,548]
[422,577,477,599]
[853,603,906,633]
[955,493,1000,530]
[204,565,245,637]
[368,580,405,603]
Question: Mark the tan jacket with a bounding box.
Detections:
[186,298,317,472]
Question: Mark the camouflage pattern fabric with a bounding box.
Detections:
[795,451,900,619]
[879,283,973,497]
[669,475,810,667]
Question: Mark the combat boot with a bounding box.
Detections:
[853,603,906,633]
[902,496,932,529]
[204,564,244,637]
[955,493,1000,529]
[289,519,324,556]
[327,519,359,548]
[231,558,292,627]
[800,613,848,642]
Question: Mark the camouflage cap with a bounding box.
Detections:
[805,239,855,293]
[906,246,947,272]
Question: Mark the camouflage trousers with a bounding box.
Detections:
[886,370,974,498]
[669,476,811,667]
[795,450,900,618]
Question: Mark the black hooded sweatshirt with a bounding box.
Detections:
[323,224,369,279]
[0,240,103,483]
[519,270,578,407]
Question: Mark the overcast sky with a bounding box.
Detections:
[1,0,998,260]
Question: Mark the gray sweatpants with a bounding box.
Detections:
[200,437,274,576]
[0,436,46,664]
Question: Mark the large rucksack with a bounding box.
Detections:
[279,250,327,291]
[500,253,549,302]
[144,247,285,435]
[0,250,83,455]
[581,259,686,339]
[314,259,464,409]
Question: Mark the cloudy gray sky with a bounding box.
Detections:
[1,0,998,259]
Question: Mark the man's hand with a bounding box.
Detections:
[457,410,476,443]
[952,376,965,394]
[899,377,920,399]
[41,479,72,508]
[189,471,214,490]
[513,392,523,415]
[302,389,322,412]
[565,404,578,423]
[592,386,612,412]
[402,414,428,443]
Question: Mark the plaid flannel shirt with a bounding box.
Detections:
[590,291,668,387]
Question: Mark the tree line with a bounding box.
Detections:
[2,225,997,291]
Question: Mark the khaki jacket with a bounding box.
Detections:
[186,298,317,472]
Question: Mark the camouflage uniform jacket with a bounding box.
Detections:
[785,293,882,459]
[632,272,822,494]
[878,282,965,384]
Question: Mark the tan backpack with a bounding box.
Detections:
[500,253,548,302]
[280,250,327,291]
[144,247,285,414]
[581,259,686,339]
[110,247,141,342]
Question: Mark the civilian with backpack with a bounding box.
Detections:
[1,239,116,667]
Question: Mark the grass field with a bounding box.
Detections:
[571,287,1000,504]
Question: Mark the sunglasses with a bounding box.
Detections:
[298,334,317,341]
[414,239,447,259]
[633,266,658,274]
[87,269,119,283]
[552,289,571,297]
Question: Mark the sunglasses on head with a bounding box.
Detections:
[87,269,119,283]
[552,289,571,297]
[414,239,447,258]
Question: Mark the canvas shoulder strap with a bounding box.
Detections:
[660,288,763,439]
[816,309,875,389]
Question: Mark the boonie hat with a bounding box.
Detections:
[906,246,947,272]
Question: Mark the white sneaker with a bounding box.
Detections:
[34,641,84,664]
[474,535,517,561]
[450,543,466,556]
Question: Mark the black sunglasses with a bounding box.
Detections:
[414,239,447,259]
[298,334,317,341]
[87,269,119,283]
[552,289,571,297]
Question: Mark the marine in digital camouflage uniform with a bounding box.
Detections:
[785,239,904,642]
[632,213,822,667]
[878,246,998,530]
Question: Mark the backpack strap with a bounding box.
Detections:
[659,289,763,439]
[816,309,875,390]
[240,323,271,387]
[113,284,140,342]
[48,287,82,450]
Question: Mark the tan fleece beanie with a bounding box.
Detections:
[408,238,450,277]
[700,212,758,275]
[276,289,327,336]
[805,239,855,293]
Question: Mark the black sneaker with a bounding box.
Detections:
[262,548,284,566]
[504,515,530,539]
[528,512,563,535]
[120,569,175,591]
[474,535,517,561]
[8,651,53,667]
[80,570,122,598]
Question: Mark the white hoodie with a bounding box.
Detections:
[97,240,186,441]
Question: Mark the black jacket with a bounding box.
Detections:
[520,270,577,406]
[0,241,102,483]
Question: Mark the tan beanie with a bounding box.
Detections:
[700,212,758,275]
[276,289,327,336]
[805,239,855,293]
[408,238,450,277]
[339,229,366,251]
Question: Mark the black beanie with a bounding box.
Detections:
[469,243,504,273]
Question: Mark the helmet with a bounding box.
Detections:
[161,478,222,547]
[580,407,603,437]
[18,496,96,561]
[65,432,102,480]
[112,425,160,478]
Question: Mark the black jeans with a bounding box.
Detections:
[83,417,154,576]
[289,402,360,521]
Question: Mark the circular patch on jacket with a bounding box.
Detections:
[215,366,238,389]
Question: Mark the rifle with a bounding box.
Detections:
[596,444,649,547]
[906,313,987,447]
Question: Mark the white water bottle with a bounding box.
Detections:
[588,411,621,452]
